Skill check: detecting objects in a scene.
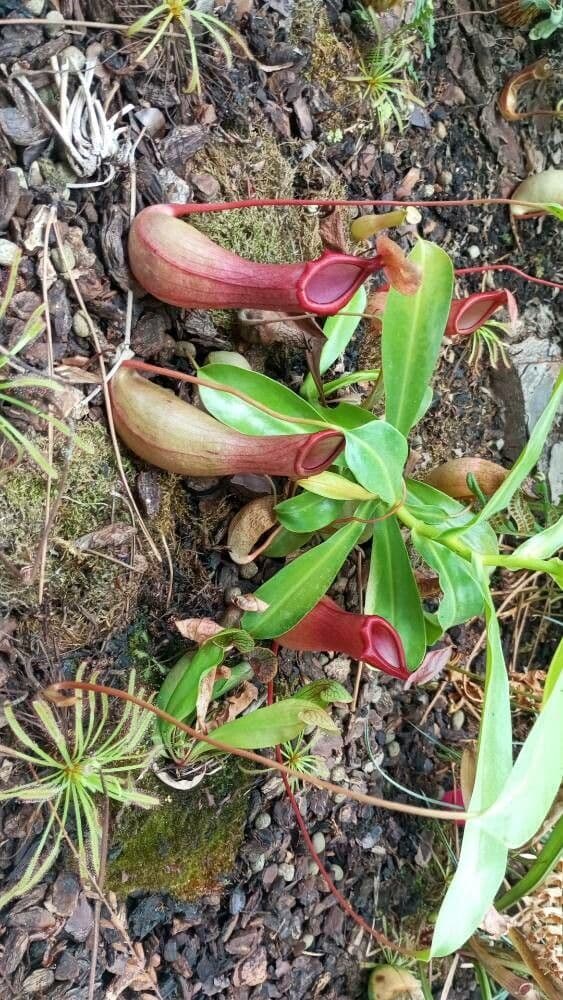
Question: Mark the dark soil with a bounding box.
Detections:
[0,0,561,997]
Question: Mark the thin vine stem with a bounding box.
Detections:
[44,680,470,822]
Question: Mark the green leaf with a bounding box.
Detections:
[293,679,352,704]
[344,420,408,503]
[319,401,376,430]
[199,363,325,435]
[275,492,345,532]
[241,501,376,639]
[476,661,563,849]
[265,528,314,557]
[511,515,563,563]
[412,533,484,631]
[301,287,367,401]
[431,566,512,957]
[471,371,563,527]
[543,638,562,709]
[0,417,58,478]
[321,370,380,397]
[383,240,454,436]
[366,515,426,669]
[189,696,325,760]
[540,202,563,220]
[157,643,225,740]
[406,480,498,556]
[496,815,563,911]
[298,470,376,501]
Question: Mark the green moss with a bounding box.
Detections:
[291,0,359,134]
[0,422,142,650]
[107,767,249,899]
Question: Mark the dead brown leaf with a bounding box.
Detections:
[228,497,277,564]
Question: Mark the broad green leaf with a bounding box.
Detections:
[383,241,453,436]
[424,613,443,646]
[543,639,562,709]
[412,533,484,631]
[511,515,563,563]
[157,643,224,739]
[431,565,512,957]
[275,492,345,532]
[319,401,376,430]
[476,663,563,849]
[199,363,326,435]
[366,515,426,669]
[470,371,563,527]
[189,697,327,760]
[406,480,498,556]
[301,287,367,400]
[265,528,314,557]
[242,501,376,639]
[298,470,376,501]
[345,421,408,503]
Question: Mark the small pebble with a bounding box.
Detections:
[240,562,259,580]
[302,934,315,950]
[435,121,447,140]
[72,312,91,340]
[439,170,453,189]
[330,864,344,882]
[60,46,86,72]
[254,812,271,830]
[249,852,266,874]
[279,862,295,882]
[52,245,76,274]
[423,184,435,197]
[0,239,19,265]
[24,0,43,13]
[45,9,64,34]
[452,709,465,731]
[330,765,346,783]
[174,341,197,360]
[388,740,401,759]
[229,887,246,915]
[311,832,325,854]
[308,861,319,876]
[468,245,481,260]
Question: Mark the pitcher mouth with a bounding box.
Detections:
[294,430,345,477]
[361,618,408,679]
[298,253,382,316]
[451,293,504,335]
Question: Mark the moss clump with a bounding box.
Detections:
[0,422,143,651]
[191,129,319,265]
[107,767,248,900]
[291,0,359,135]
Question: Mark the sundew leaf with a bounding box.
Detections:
[412,532,484,631]
[275,492,345,532]
[241,501,376,639]
[199,364,327,435]
[344,420,408,503]
[431,564,512,957]
[470,371,563,527]
[383,240,453,436]
[301,287,367,401]
[366,515,426,669]
[476,660,563,849]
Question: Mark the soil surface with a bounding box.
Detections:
[0,0,561,998]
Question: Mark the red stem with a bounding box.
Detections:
[455,265,562,292]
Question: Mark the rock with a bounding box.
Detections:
[64,893,93,942]
[60,46,86,71]
[468,245,481,259]
[1,928,28,975]
[8,907,56,934]
[51,871,80,917]
[0,239,19,265]
[330,864,344,882]
[191,172,221,200]
[254,812,271,830]
[229,887,246,915]
[23,0,44,13]
[452,709,465,731]
[324,655,351,683]
[388,740,401,758]
[311,832,325,853]
[22,970,55,994]
[279,862,295,882]
[158,167,193,203]
[507,335,562,498]
[52,244,76,274]
[131,312,172,358]
[45,10,65,35]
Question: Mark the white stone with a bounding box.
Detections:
[468,245,481,259]
[0,239,19,265]
[60,46,86,72]
[548,441,563,504]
